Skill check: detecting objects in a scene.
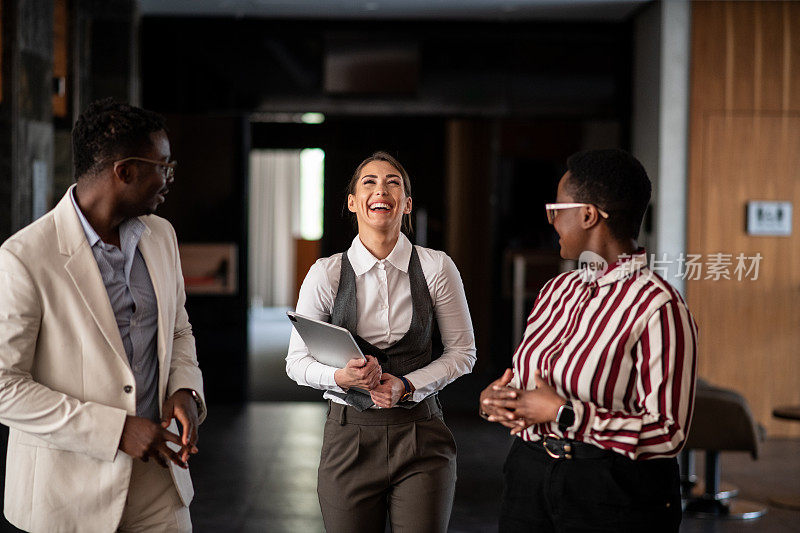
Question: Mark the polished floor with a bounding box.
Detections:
[189,402,800,533]
[0,401,798,532]
[248,306,318,403]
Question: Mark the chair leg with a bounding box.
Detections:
[680,449,740,502]
[704,450,721,496]
[683,451,767,520]
[679,449,697,499]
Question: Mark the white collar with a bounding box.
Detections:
[593,249,649,287]
[69,184,145,251]
[348,233,412,276]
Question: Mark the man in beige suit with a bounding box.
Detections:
[0,99,206,532]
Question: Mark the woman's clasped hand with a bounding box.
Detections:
[480,370,564,435]
[332,355,410,409]
[333,354,382,391]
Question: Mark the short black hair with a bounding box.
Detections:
[565,149,651,240]
[72,98,167,180]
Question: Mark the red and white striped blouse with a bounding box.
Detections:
[513,250,698,460]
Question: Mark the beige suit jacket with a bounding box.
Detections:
[0,188,206,533]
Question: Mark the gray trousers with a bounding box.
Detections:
[317,396,457,533]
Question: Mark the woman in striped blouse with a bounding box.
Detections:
[480,149,698,532]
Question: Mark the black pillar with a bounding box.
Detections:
[72,0,139,111]
[0,0,55,241]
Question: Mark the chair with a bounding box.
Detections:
[682,380,767,520]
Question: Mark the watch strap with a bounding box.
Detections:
[398,376,413,402]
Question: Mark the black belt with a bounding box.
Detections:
[526,435,616,460]
[327,394,441,426]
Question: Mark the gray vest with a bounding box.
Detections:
[329,245,434,410]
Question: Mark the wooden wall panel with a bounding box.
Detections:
[789,2,800,111]
[52,0,68,118]
[689,1,800,437]
[294,238,321,307]
[445,120,493,370]
[757,6,784,111]
[728,4,756,110]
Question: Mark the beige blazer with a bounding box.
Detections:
[0,187,206,533]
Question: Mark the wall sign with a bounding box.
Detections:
[746,201,792,236]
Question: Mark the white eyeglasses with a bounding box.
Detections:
[545,203,609,224]
[114,157,177,179]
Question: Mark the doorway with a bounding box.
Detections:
[248,148,325,401]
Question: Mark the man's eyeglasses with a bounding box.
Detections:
[545,203,609,224]
[114,157,177,179]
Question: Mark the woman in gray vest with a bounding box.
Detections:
[286,151,477,532]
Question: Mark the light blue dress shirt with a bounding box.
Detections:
[70,188,160,421]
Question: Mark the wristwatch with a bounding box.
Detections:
[556,400,575,431]
[398,376,413,403]
[182,388,204,415]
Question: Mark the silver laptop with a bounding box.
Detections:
[287,311,367,368]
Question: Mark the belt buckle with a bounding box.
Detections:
[542,434,573,460]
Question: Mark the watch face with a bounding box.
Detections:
[189,390,202,407]
[558,403,575,428]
